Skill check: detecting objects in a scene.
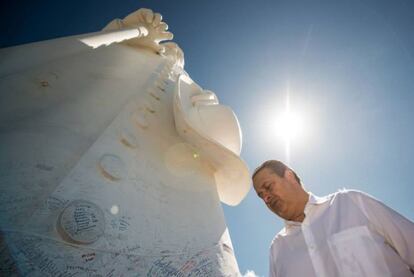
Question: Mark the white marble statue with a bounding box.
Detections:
[0,8,250,276]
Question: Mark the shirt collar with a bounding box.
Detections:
[284,192,329,230]
[307,192,329,205]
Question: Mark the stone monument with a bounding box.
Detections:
[0,8,250,276]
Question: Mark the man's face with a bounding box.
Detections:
[253,167,302,221]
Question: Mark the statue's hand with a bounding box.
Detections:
[104,8,173,53]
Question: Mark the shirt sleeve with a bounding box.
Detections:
[269,246,277,277]
[348,190,414,270]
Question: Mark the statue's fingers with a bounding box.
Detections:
[123,10,141,25]
[136,9,149,23]
[153,13,162,27]
[149,41,164,54]
[159,31,173,41]
[156,22,169,32]
[143,9,154,24]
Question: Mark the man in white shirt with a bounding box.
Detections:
[252,160,414,277]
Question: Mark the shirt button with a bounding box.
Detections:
[309,245,315,251]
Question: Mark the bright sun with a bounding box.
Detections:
[275,111,304,142]
[272,92,306,163]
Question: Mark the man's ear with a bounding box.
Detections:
[284,169,296,183]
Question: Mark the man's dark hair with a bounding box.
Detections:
[252,160,301,184]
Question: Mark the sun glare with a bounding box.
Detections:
[274,91,305,143]
[272,87,307,163]
[275,111,304,141]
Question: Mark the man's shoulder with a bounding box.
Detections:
[332,188,375,202]
[318,189,381,212]
[269,227,290,250]
[321,188,372,203]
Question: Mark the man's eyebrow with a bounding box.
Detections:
[261,181,270,188]
[255,181,268,194]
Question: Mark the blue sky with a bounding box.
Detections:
[2,0,414,276]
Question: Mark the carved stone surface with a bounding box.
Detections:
[0,7,245,276]
[98,154,126,181]
[57,200,105,245]
[163,42,185,70]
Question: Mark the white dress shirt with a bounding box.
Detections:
[269,189,414,277]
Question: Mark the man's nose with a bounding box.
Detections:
[263,193,272,204]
